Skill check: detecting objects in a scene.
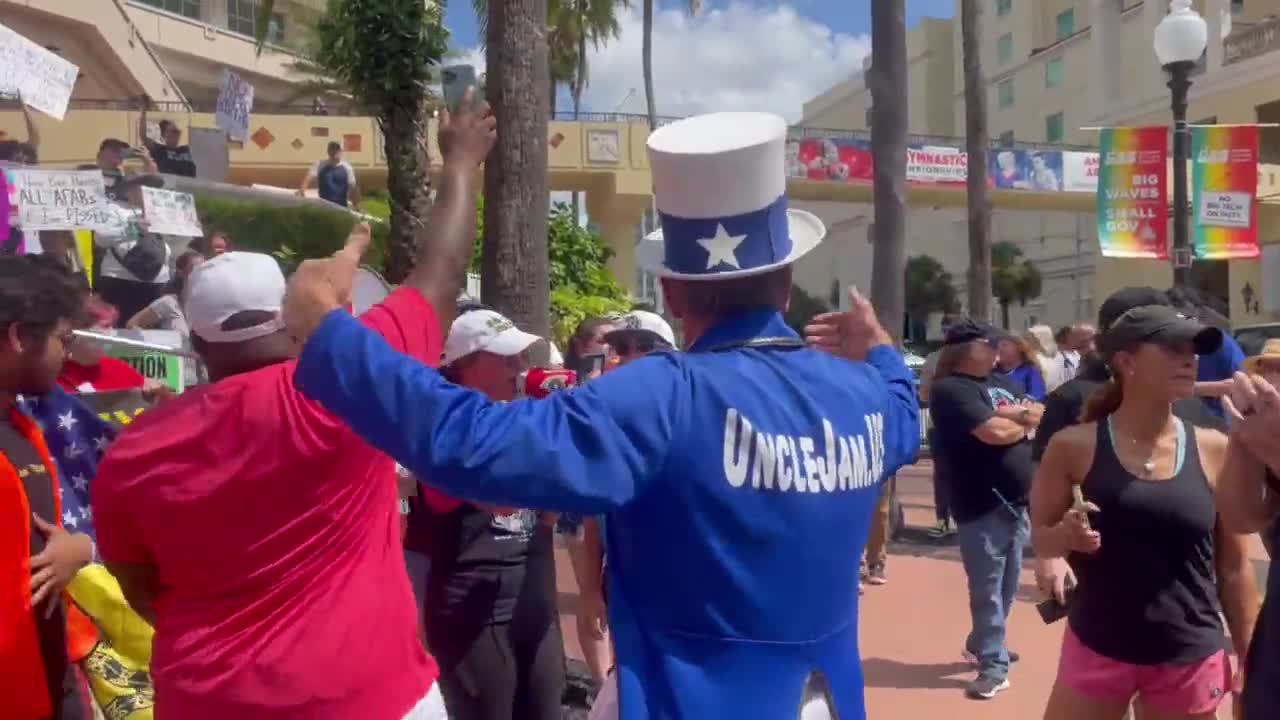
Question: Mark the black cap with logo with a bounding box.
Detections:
[1097,304,1223,358]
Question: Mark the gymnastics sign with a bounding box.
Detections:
[1191,125,1259,260]
[1096,127,1168,259]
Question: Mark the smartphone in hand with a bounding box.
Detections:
[1036,585,1076,624]
[441,65,481,113]
[569,352,606,380]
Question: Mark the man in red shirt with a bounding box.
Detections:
[90,93,496,720]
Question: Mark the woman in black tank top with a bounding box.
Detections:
[1029,305,1260,720]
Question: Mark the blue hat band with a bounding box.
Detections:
[660,194,793,275]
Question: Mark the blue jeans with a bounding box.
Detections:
[956,503,1029,681]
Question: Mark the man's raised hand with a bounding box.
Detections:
[282,222,372,343]
[438,86,496,170]
[804,286,894,361]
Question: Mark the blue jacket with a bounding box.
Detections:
[294,307,920,720]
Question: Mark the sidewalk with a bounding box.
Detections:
[555,461,1264,717]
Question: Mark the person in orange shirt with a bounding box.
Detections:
[0,254,99,720]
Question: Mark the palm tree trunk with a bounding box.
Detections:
[962,0,992,322]
[484,0,552,336]
[380,101,431,284]
[642,0,657,130]
[867,0,908,342]
[572,1,586,224]
[1000,301,1010,330]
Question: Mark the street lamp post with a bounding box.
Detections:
[1154,0,1208,289]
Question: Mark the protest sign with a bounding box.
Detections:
[1096,127,1168,259]
[1192,125,1259,260]
[215,70,255,141]
[0,23,78,120]
[103,329,187,393]
[10,169,121,233]
[142,187,203,237]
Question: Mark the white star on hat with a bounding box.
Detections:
[697,224,746,270]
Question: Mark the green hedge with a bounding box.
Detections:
[193,196,390,272]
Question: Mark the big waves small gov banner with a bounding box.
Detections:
[1097,127,1169,259]
[1191,125,1260,260]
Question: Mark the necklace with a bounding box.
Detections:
[1106,417,1163,477]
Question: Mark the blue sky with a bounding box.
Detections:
[444,1,957,122]
[445,0,956,49]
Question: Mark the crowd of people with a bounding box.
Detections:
[5,88,1280,720]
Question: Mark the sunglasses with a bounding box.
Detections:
[612,337,658,356]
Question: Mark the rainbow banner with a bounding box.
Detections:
[1097,127,1169,259]
[1192,125,1260,260]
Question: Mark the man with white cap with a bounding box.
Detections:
[283,111,919,719]
[88,91,498,720]
[603,310,675,365]
[409,307,566,720]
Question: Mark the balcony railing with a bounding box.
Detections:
[1224,16,1280,65]
[46,101,1100,152]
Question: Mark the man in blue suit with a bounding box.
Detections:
[283,112,920,720]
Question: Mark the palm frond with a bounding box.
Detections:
[253,0,277,55]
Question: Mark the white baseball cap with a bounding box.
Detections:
[185,251,286,343]
[604,310,675,347]
[443,309,543,366]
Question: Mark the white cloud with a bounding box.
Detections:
[457,2,868,124]
[576,3,869,122]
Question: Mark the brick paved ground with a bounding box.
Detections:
[555,461,1267,718]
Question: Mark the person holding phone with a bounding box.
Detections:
[1031,305,1259,720]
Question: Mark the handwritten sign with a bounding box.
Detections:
[10,169,120,233]
[215,70,254,141]
[0,23,79,120]
[141,187,202,237]
[1198,191,1251,229]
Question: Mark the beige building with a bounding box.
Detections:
[794,0,1280,334]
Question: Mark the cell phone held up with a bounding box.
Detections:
[441,64,482,113]
[516,367,577,400]
[568,352,606,381]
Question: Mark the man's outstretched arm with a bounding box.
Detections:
[401,88,495,336]
[294,308,680,514]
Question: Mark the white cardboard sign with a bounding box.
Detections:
[142,187,203,237]
[10,169,119,233]
[0,23,78,120]
[215,70,255,141]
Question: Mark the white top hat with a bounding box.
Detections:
[647,112,826,280]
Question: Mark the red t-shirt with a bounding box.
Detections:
[92,288,440,720]
[57,357,145,393]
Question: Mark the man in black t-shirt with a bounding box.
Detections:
[0,255,94,719]
[929,318,1043,701]
[144,120,197,178]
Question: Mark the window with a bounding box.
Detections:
[998,130,1015,147]
[997,34,1014,64]
[227,0,285,44]
[996,0,1012,16]
[1045,57,1063,88]
[1045,111,1065,142]
[1055,9,1075,41]
[226,0,255,35]
[137,0,202,19]
[998,79,1015,108]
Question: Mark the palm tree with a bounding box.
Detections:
[641,0,700,129]
[483,0,553,336]
[253,0,449,284]
[867,0,908,342]
[991,241,1043,329]
[961,0,992,321]
[905,254,959,341]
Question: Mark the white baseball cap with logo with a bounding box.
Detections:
[185,251,287,343]
[604,310,676,348]
[443,309,543,366]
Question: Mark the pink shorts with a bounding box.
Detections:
[1057,626,1232,715]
